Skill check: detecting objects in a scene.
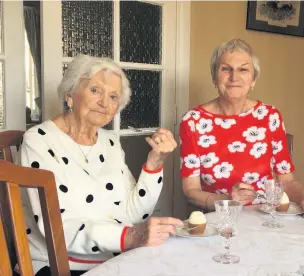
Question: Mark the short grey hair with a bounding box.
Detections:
[58,54,131,112]
[210,39,260,81]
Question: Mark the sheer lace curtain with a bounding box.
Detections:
[23,6,41,111]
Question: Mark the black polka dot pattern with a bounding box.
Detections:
[114,219,122,224]
[31,161,40,168]
[59,185,68,193]
[26,228,31,235]
[142,214,149,220]
[79,224,85,231]
[109,139,114,146]
[106,183,113,190]
[34,215,38,223]
[139,189,146,197]
[60,209,65,213]
[158,177,163,184]
[86,194,94,203]
[84,169,89,175]
[62,157,69,164]
[48,149,55,157]
[114,201,121,205]
[113,252,120,257]
[99,154,105,162]
[92,246,99,252]
[38,128,46,135]
[121,170,124,174]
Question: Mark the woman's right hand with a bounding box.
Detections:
[231,182,256,205]
[124,217,183,250]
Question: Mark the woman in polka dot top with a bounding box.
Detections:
[18,55,182,275]
[180,39,304,213]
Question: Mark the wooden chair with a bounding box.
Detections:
[286,133,293,157]
[0,130,25,273]
[0,130,24,162]
[0,161,70,276]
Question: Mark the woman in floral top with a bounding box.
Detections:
[180,39,304,212]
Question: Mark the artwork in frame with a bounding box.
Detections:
[246,1,304,37]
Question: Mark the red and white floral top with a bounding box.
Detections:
[179,101,294,205]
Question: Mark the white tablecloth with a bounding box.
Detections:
[83,206,304,276]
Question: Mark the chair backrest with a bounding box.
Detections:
[286,133,293,157]
[0,130,24,162]
[0,161,70,276]
[0,130,25,271]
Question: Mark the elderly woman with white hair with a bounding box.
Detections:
[18,54,182,276]
[180,39,304,213]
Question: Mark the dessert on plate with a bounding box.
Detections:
[276,192,290,212]
[188,211,206,235]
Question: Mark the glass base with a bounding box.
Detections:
[212,253,240,264]
[262,220,284,228]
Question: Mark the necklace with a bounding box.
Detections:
[217,98,247,116]
[63,115,95,163]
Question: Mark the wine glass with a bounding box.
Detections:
[262,179,284,228]
[212,200,243,264]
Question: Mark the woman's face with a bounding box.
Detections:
[214,50,256,100]
[70,70,122,128]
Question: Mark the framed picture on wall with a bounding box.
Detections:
[246,1,304,37]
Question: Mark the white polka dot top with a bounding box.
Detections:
[17,120,163,273]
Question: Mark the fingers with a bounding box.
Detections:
[153,217,184,226]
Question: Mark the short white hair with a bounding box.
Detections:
[58,54,131,112]
[210,39,260,81]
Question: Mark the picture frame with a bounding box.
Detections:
[246,1,304,37]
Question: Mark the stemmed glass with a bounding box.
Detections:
[212,200,243,264]
[262,179,284,228]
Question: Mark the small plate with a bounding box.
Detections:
[260,202,303,216]
[176,220,218,238]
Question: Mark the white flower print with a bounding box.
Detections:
[250,142,267,159]
[200,152,219,168]
[201,174,215,185]
[184,154,200,169]
[269,113,280,132]
[252,105,269,120]
[276,160,291,174]
[271,140,283,155]
[183,110,200,121]
[252,190,267,205]
[243,126,266,143]
[216,189,229,195]
[198,135,217,148]
[242,172,260,184]
[214,118,236,129]
[213,162,234,179]
[188,120,195,132]
[190,169,200,177]
[228,141,246,153]
[196,118,213,134]
[257,176,267,189]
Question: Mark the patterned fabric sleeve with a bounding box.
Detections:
[179,110,201,178]
[118,141,163,224]
[269,108,295,175]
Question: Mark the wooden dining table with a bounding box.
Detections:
[83,205,304,276]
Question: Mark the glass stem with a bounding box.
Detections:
[270,205,276,225]
[224,236,231,259]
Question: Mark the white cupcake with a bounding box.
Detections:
[276,192,290,212]
[188,211,206,235]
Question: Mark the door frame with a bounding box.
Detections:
[172,1,190,219]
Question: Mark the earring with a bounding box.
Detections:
[68,106,73,113]
[251,86,254,91]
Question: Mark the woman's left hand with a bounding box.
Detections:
[145,128,177,170]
